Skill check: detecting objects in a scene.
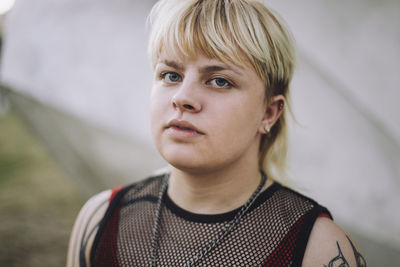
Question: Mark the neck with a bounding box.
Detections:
[167,163,269,214]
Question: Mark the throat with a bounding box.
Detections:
[167,170,267,215]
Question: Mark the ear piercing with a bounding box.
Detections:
[264,125,270,134]
[278,101,284,111]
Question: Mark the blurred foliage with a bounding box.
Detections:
[0,109,85,267]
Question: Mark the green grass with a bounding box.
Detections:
[0,109,85,267]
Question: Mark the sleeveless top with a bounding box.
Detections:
[90,174,331,267]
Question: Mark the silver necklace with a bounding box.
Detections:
[150,172,267,267]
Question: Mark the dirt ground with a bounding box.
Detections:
[0,109,85,267]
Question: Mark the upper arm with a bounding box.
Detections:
[67,190,111,267]
[302,217,367,267]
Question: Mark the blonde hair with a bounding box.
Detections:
[148,0,296,183]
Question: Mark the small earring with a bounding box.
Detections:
[278,101,284,111]
[264,125,270,134]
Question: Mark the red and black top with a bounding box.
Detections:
[90,174,331,267]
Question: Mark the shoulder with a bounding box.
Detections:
[67,189,112,267]
[302,217,367,267]
[276,185,332,221]
[272,185,366,266]
[66,174,166,267]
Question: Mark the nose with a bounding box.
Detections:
[171,79,202,113]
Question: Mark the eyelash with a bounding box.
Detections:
[160,72,182,83]
[159,72,234,89]
[208,77,233,89]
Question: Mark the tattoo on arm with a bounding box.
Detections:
[323,235,367,267]
[323,241,349,267]
[346,235,367,267]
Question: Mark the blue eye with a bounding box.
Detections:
[210,78,232,88]
[163,72,181,83]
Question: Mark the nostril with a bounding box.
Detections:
[183,104,194,110]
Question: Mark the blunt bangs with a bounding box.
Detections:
[148,0,295,90]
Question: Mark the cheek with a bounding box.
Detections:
[149,87,166,136]
[208,98,264,148]
[223,97,264,131]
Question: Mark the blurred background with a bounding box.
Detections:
[0,0,399,266]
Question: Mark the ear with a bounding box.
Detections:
[258,95,285,134]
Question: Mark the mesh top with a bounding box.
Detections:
[91,175,330,267]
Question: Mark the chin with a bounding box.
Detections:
[163,154,202,170]
[160,151,212,174]
[163,153,236,176]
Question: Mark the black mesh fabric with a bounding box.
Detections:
[91,175,331,267]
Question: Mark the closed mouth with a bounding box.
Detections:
[174,125,194,131]
[166,119,204,135]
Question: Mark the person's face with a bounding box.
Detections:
[150,50,268,173]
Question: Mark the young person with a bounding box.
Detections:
[67,0,367,266]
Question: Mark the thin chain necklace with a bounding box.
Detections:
[150,172,267,267]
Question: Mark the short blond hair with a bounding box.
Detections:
[148,0,296,183]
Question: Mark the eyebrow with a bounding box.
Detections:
[159,60,243,76]
[161,60,185,71]
[200,65,243,76]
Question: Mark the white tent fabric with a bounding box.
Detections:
[268,0,400,249]
[1,0,155,145]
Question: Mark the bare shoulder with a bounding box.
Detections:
[302,217,367,267]
[66,190,112,267]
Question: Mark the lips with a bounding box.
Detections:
[166,119,204,135]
